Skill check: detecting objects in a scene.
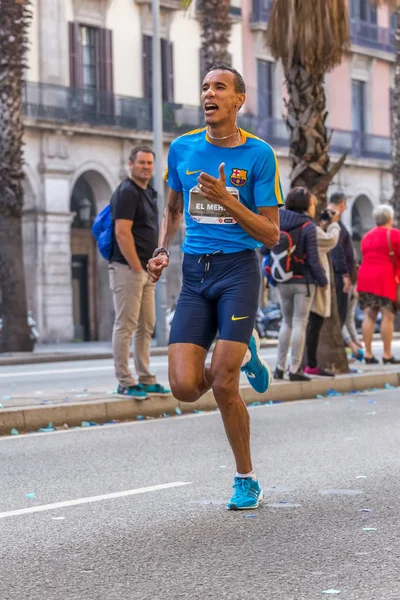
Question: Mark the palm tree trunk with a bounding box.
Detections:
[0,0,33,352]
[392,7,400,226]
[285,58,348,373]
[286,59,331,208]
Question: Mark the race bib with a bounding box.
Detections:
[188,186,239,224]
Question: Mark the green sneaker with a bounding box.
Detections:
[140,383,171,395]
[117,384,149,400]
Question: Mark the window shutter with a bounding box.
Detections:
[69,22,83,88]
[257,60,273,119]
[142,35,153,98]
[199,47,206,91]
[99,28,113,94]
[161,39,174,103]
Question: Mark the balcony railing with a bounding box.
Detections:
[350,18,395,53]
[22,82,391,161]
[251,0,271,23]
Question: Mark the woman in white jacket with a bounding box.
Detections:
[304,210,340,377]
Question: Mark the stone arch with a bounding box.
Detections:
[70,169,115,342]
[351,194,375,258]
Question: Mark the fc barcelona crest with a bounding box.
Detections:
[230,168,248,187]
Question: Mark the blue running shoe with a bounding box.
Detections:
[140,383,171,395]
[117,384,149,400]
[241,329,272,393]
[227,477,264,510]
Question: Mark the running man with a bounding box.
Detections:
[147,65,283,510]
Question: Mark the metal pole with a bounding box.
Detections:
[152,0,168,346]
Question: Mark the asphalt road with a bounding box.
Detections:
[0,389,399,599]
[0,340,398,398]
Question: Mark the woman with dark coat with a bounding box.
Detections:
[357,204,400,364]
[272,187,328,381]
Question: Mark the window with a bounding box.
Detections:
[69,22,113,110]
[352,80,366,132]
[257,60,274,119]
[142,35,174,103]
[350,0,377,23]
[80,26,98,106]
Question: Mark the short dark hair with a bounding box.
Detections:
[285,187,312,213]
[208,64,246,94]
[330,192,346,205]
[129,146,155,162]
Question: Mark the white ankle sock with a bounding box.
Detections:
[241,350,251,367]
[236,471,256,481]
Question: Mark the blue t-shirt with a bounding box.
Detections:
[166,127,284,255]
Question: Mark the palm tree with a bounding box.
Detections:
[182,0,232,74]
[0,0,33,352]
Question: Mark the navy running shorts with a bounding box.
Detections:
[169,249,261,350]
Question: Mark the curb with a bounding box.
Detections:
[0,339,279,366]
[1,368,399,435]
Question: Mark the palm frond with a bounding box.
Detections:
[266,0,350,74]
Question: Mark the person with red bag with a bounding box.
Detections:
[357,204,400,364]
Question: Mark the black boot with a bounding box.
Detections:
[274,367,284,380]
[289,371,311,382]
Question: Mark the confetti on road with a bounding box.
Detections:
[81,421,91,427]
[0,404,3,409]
[51,517,65,520]
[63,397,70,402]
[326,389,342,397]
[26,493,36,499]
[368,399,376,404]
[41,400,52,405]
[193,410,205,414]
[175,407,182,415]
[316,394,324,399]
[136,415,144,420]
[359,508,372,513]
[384,383,396,389]
[250,401,261,407]
[367,412,377,416]
[346,437,354,441]
[243,514,257,518]
[39,424,55,432]
[3,396,11,401]
[162,413,170,418]
[356,475,368,479]
[322,591,340,595]
[219,466,227,469]
[363,527,377,532]
[10,428,19,435]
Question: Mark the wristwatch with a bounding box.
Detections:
[153,247,170,259]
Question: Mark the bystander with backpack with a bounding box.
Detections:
[305,209,340,377]
[266,187,328,381]
[93,146,170,399]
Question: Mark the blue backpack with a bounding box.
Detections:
[92,205,113,260]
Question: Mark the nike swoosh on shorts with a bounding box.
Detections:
[231,315,249,321]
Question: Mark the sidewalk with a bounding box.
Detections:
[1,362,399,435]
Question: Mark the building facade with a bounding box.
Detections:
[23,0,394,342]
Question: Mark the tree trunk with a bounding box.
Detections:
[285,60,331,210]
[392,7,400,226]
[0,0,33,352]
[198,0,231,74]
[284,58,349,373]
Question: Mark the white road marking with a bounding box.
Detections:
[0,482,192,520]
[0,351,276,379]
[0,362,167,378]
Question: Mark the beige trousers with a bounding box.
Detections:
[108,262,156,387]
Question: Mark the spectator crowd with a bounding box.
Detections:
[263,189,400,380]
